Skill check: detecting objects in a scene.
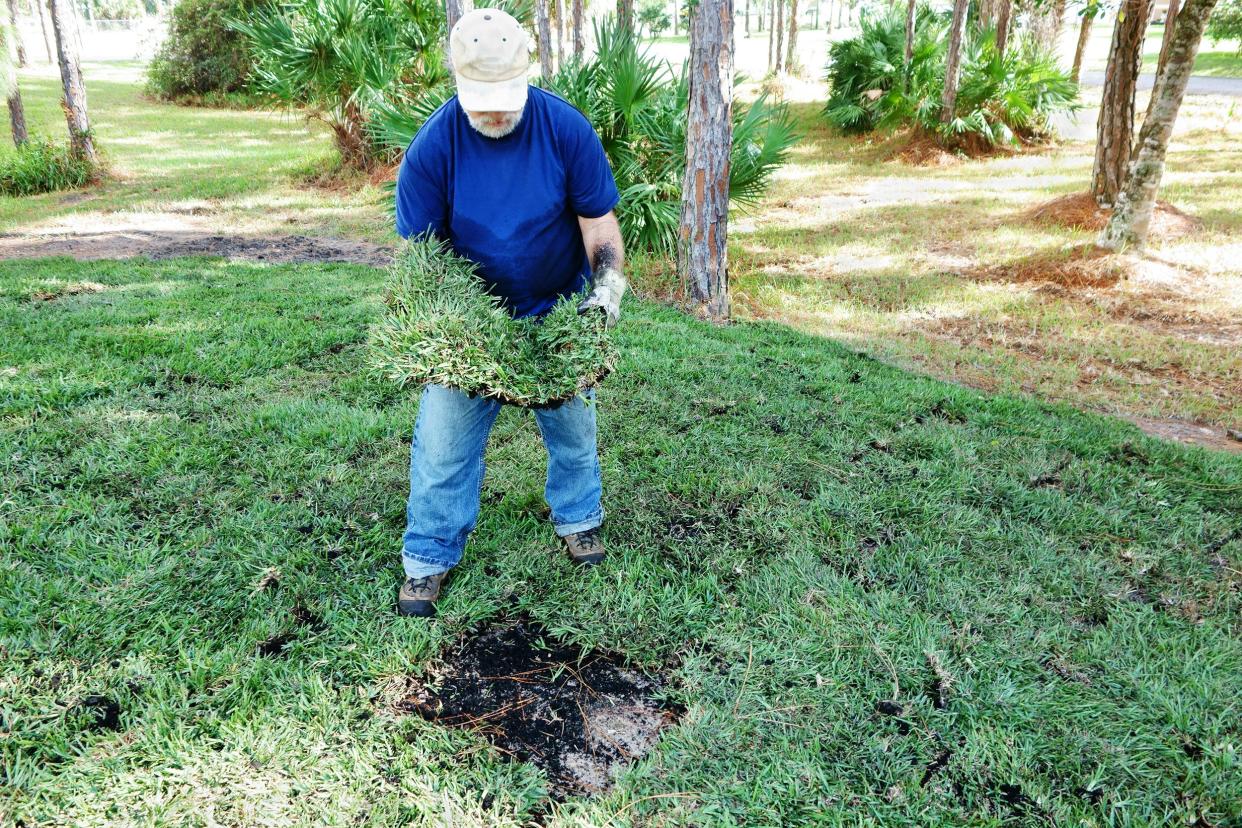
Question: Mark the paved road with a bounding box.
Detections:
[1079,70,1242,96]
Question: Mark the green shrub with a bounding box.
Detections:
[147,0,263,100]
[823,6,1079,149]
[233,0,450,169]
[0,138,94,197]
[369,236,617,407]
[1207,0,1242,49]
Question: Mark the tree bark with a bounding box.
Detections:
[6,0,25,67]
[555,0,565,66]
[745,0,750,35]
[767,0,774,66]
[1071,8,1093,82]
[995,0,1012,57]
[680,0,733,320]
[48,0,94,162]
[1099,0,1217,249]
[572,0,584,55]
[36,0,52,63]
[774,0,784,71]
[536,0,554,78]
[617,0,634,33]
[940,0,969,124]
[904,0,915,65]
[3,22,26,145]
[1154,0,1180,79]
[445,0,465,36]
[1092,0,1154,206]
[786,0,798,71]
[674,0,679,35]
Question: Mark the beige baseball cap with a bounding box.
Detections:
[450,8,533,112]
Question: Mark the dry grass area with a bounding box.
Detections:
[722,83,1242,446]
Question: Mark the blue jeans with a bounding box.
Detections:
[401,383,604,578]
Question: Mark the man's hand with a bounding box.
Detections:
[577,266,626,329]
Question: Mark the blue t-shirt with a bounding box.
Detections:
[395,86,621,319]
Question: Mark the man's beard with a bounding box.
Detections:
[465,108,524,139]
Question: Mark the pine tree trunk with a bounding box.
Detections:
[4,23,27,144]
[940,0,969,124]
[786,0,798,71]
[674,0,679,35]
[745,0,750,35]
[6,0,25,67]
[555,0,565,66]
[48,0,94,162]
[774,0,785,72]
[995,0,1012,57]
[572,0,584,55]
[536,0,554,78]
[36,0,53,63]
[1071,9,1093,82]
[1154,0,1180,79]
[904,0,915,65]
[617,0,634,33]
[445,0,465,35]
[680,0,733,320]
[1099,0,1217,249]
[1092,0,1154,206]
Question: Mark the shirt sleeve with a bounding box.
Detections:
[561,110,621,219]
[395,125,448,240]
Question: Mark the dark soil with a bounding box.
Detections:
[400,615,678,798]
[0,231,393,268]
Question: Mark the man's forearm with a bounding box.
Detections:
[583,214,624,276]
[577,214,626,328]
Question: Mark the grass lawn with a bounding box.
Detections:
[2,256,1241,825]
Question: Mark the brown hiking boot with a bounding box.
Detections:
[562,526,606,566]
[397,571,449,617]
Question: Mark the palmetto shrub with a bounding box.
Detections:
[369,237,618,407]
[369,19,799,256]
[824,6,1079,149]
[232,0,449,169]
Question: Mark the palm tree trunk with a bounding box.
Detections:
[1092,0,1155,206]
[572,0,584,56]
[1071,8,1093,82]
[995,0,1012,57]
[680,0,734,320]
[48,0,95,162]
[536,0,553,78]
[940,0,969,124]
[1099,0,1218,249]
[785,0,798,71]
[6,0,25,67]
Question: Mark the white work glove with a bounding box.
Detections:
[576,267,626,330]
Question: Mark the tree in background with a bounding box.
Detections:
[34,0,53,63]
[1026,0,1069,52]
[904,0,915,64]
[555,0,564,62]
[774,0,785,71]
[1070,0,1102,82]
[1092,0,1154,206]
[617,0,634,33]
[1204,0,1241,44]
[638,0,670,36]
[3,11,27,145]
[49,0,95,162]
[147,0,263,100]
[786,0,798,70]
[1099,0,1220,248]
[537,0,554,77]
[5,0,24,66]
[995,0,1012,55]
[940,0,969,122]
[573,0,583,54]
[1152,0,1180,76]
[680,0,733,319]
[445,0,465,34]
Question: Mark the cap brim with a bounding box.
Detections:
[455,74,528,112]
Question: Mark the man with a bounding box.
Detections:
[393,8,627,618]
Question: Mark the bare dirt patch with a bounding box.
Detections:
[0,231,393,268]
[0,232,389,266]
[399,614,679,798]
[1026,192,1201,238]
